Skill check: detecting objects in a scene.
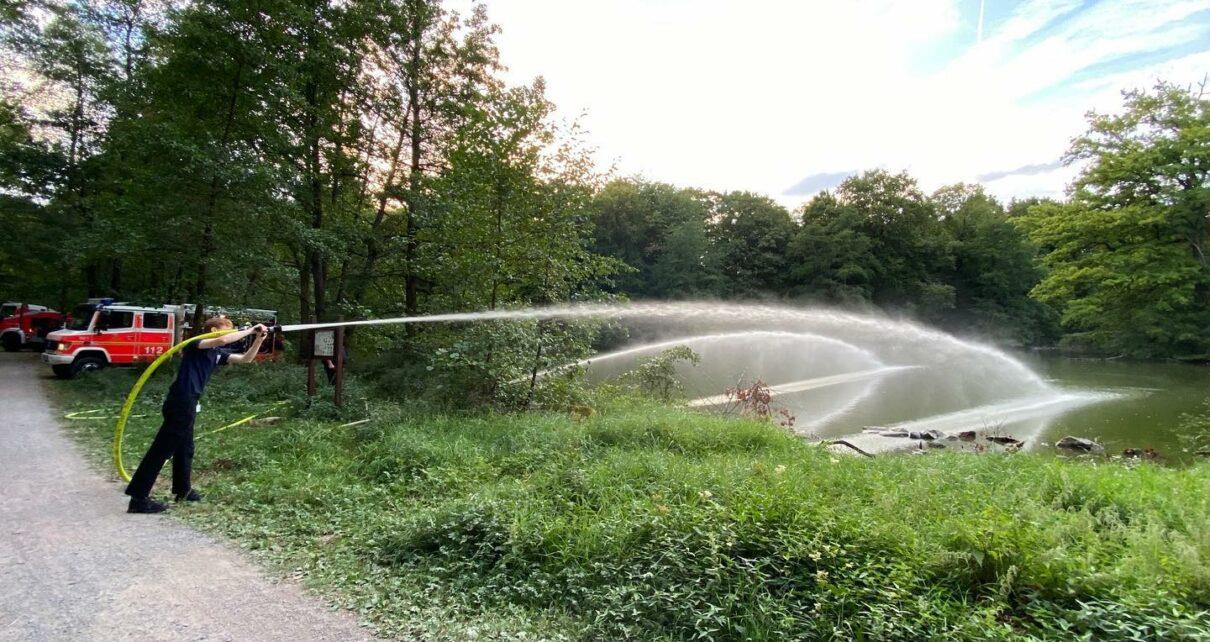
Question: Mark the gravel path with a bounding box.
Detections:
[0,353,377,641]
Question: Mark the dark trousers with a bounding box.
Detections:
[125,396,198,499]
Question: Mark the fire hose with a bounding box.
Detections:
[112,308,503,481]
[113,328,258,482]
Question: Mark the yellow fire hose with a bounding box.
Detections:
[195,401,288,441]
[113,330,235,482]
[66,408,147,420]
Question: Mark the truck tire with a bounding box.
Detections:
[1,333,21,352]
[70,354,106,377]
[52,364,74,379]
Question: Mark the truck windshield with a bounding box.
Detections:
[65,306,96,331]
[0,303,17,319]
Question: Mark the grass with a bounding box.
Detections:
[50,362,1209,640]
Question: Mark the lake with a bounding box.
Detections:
[1020,354,1210,461]
[562,303,1210,463]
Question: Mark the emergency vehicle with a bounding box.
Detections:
[0,302,68,352]
[42,300,280,379]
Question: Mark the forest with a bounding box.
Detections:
[5,1,1210,639]
[1,0,1208,387]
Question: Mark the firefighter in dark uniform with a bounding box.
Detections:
[125,316,268,514]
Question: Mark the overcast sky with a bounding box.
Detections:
[449,0,1210,207]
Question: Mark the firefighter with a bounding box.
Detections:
[125,316,269,514]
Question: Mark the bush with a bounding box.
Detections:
[618,345,701,401]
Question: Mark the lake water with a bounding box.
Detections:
[1019,354,1210,460]
[793,354,1210,461]
[584,341,1210,462]
[771,354,1210,461]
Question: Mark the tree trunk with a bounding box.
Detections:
[305,74,327,322]
[84,266,99,297]
[297,252,313,323]
[525,324,546,410]
[352,122,408,304]
[109,259,122,295]
[403,31,423,320]
[191,58,245,330]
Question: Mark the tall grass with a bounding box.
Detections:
[53,365,1209,640]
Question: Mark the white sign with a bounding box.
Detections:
[313,330,336,358]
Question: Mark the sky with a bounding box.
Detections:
[448,0,1210,207]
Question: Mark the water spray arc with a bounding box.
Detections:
[114,301,1112,480]
[530,330,881,380]
[686,366,920,408]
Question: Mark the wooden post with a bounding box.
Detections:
[333,323,345,407]
[306,329,316,397]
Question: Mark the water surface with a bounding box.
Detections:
[1022,354,1210,460]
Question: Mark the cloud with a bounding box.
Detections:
[784,171,855,196]
[976,160,1066,183]
[450,0,1210,206]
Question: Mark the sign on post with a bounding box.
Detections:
[313,330,336,358]
[305,325,344,407]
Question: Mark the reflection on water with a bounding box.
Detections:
[769,356,1208,460]
[1020,355,1210,460]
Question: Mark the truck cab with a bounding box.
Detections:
[1,302,67,352]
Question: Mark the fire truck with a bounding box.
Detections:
[42,299,280,379]
[1,302,68,352]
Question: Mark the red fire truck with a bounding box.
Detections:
[42,300,280,379]
[1,302,68,352]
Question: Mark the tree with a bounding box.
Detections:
[414,81,617,404]
[1019,83,1209,357]
[707,191,795,297]
[933,184,1056,344]
[787,192,875,304]
[649,216,722,298]
[788,171,953,316]
[589,179,716,297]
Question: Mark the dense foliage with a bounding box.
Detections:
[585,82,1208,354]
[1,0,1206,359]
[1017,86,1210,358]
[58,365,1210,641]
[588,172,1063,345]
[0,0,619,400]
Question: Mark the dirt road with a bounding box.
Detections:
[0,354,376,641]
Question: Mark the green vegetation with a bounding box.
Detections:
[584,84,1208,353]
[55,366,1209,640]
[1017,86,1210,358]
[2,1,1207,359]
[7,1,1208,638]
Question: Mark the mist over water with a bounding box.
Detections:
[290,301,1121,450]
[525,301,1099,449]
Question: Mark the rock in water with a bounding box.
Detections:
[1055,436,1104,453]
[908,430,944,441]
[987,435,1023,446]
[957,430,977,442]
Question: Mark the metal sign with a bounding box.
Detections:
[313,330,336,358]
